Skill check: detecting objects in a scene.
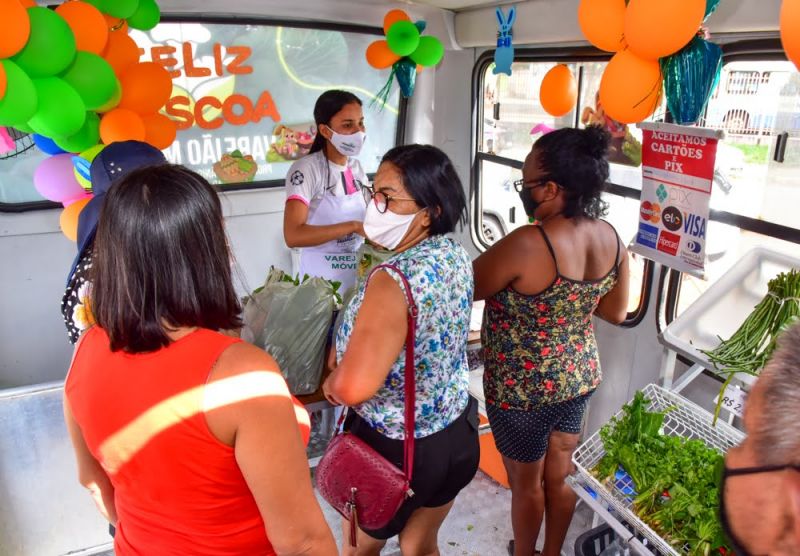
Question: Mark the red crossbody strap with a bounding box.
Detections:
[367,263,418,483]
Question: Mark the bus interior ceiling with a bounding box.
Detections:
[0,0,793,554]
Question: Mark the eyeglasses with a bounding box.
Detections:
[361,184,418,214]
[513,178,548,193]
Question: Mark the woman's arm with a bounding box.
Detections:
[595,238,631,325]
[207,343,337,556]
[63,397,118,525]
[283,200,364,248]
[323,270,408,406]
[472,227,532,301]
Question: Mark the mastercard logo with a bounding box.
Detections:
[640,201,662,223]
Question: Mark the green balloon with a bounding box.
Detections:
[410,36,444,67]
[12,122,35,134]
[54,112,100,153]
[28,77,87,139]
[11,7,76,78]
[61,52,118,111]
[97,78,122,112]
[128,0,160,30]
[0,60,38,127]
[386,20,421,57]
[106,0,140,19]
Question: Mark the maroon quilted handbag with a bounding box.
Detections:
[315,263,418,546]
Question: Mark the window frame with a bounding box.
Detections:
[469,46,652,325]
[665,38,800,325]
[0,15,408,213]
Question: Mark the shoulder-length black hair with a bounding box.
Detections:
[535,125,611,219]
[91,165,241,353]
[309,90,363,154]
[381,144,467,235]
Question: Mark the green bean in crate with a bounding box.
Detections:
[701,269,800,423]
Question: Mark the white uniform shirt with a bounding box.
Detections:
[285,150,369,215]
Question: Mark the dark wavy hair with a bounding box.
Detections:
[380,144,467,235]
[534,125,611,219]
[309,90,363,154]
[91,165,241,353]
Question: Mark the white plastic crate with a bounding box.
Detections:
[572,384,745,555]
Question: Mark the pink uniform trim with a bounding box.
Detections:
[286,195,310,207]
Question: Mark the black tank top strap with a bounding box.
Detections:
[536,225,560,276]
[601,219,623,270]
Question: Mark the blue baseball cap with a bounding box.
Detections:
[67,141,167,283]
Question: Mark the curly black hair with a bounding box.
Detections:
[534,125,611,219]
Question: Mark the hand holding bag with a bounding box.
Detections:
[315,263,418,546]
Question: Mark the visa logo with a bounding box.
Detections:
[683,213,706,239]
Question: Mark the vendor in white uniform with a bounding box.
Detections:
[284,90,368,294]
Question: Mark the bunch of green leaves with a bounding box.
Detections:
[251,268,343,306]
[595,392,730,555]
[702,269,800,424]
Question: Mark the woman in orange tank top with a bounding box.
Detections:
[64,165,337,555]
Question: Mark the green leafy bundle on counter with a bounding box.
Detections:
[595,392,730,556]
[701,269,800,423]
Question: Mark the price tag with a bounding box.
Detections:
[714,384,748,418]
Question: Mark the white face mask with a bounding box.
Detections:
[326,127,366,157]
[363,200,421,250]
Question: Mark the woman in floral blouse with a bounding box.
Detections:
[323,144,479,555]
[473,126,630,556]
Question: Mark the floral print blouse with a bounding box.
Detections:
[61,251,95,344]
[336,235,473,440]
[482,224,620,411]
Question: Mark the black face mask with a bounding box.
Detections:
[718,470,753,556]
[718,462,800,556]
[518,187,540,218]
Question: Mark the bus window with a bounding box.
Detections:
[474,57,663,318]
[0,21,401,209]
[674,59,800,316]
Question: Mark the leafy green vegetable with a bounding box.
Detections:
[701,269,800,424]
[595,392,730,556]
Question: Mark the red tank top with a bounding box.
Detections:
[66,327,309,556]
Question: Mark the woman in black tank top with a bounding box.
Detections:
[473,126,631,556]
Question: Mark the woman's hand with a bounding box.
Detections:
[351,220,366,238]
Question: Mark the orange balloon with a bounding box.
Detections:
[100,108,146,144]
[60,196,92,242]
[540,64,578,117]
[366,40,401,69]
[782,0,800,71]
[17,0,35,6]
[624,0,705,60]
[578,0,626,52]
[383,9,411,35]
[599,49,663,124]
[102,30,140,76]
[0,0,31,58]
[56,1,109,55]
[143,113,177,149]
[0,62,6,102]
[119,62,172,114]
[104,14,128,33]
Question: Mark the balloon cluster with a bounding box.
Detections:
[0,0,174,241]
[366,9,445,101]
[782,0,800,72]
[577,0,722,125]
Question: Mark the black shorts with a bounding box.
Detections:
[487,393,592,463]
[343,396,480,540]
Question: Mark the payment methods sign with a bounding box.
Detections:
[632,122,723,278]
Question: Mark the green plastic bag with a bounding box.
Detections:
[242,268,336,395]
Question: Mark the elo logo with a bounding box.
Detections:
[686,240,702,254]
[657,230,680,256]
[661,206,683,231]
[640,201,661,223]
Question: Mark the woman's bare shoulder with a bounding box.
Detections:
[212,341,281,380]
